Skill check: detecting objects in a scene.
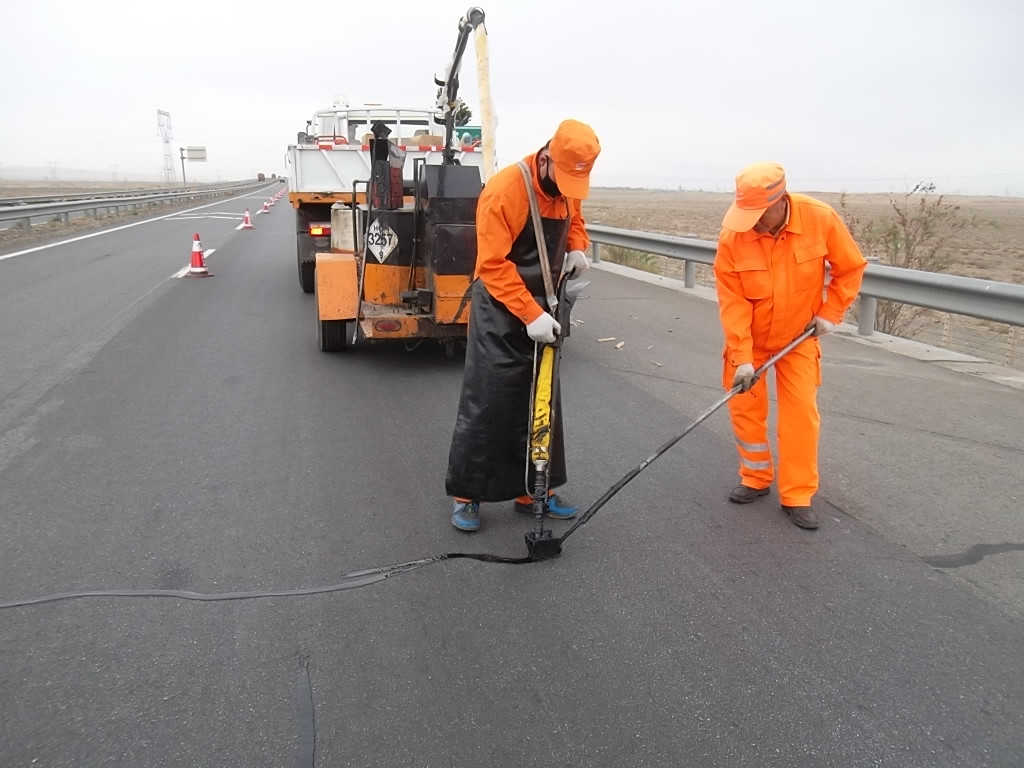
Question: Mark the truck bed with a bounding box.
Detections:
[286,141,485,194]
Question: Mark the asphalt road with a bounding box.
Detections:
[1,190,1021,767]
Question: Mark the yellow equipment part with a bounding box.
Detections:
[357,315,465,340]
[289,191,416,208]
[530,345,556,462]
[315,252,359,321]
[433,274,474,324]
[361,263,422,305]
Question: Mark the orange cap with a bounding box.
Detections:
[549,119,601,200]
[722,163,787,232]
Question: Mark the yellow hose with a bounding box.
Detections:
[530,346,555,462]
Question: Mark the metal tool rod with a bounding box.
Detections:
[559,327,815,542]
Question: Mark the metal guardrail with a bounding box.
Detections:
[586,224,1024,336]
[0,181,261,208]
[0,182,271,229]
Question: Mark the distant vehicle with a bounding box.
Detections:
[257,172,266,181]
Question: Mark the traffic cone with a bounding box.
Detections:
[187,233,212,277]
[268,195,276,206]
[262,200,270,213]
[241,208,254,229]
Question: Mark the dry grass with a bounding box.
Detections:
[0,180,172,197]
[583,188,1024,285]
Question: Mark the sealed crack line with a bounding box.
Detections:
[0,552,532,610]
[923,543,1024,569]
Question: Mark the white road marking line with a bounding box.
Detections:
[169,213,244,220]
[0,198,242,263]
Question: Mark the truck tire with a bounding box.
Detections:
[318,320,353,352]
[313,262,355,352]
[298,256,315,294]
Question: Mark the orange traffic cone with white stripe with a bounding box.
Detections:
[262,200,270,213]
[187,232,212,277]
[241,208,254,229]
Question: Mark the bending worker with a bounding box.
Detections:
[445,119,601,532]
[714,163,867,530]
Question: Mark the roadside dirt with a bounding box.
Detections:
[582,188,1023,370]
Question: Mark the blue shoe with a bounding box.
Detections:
[513,494,578,520]
[451,500,480,532]
[546,494,578,520]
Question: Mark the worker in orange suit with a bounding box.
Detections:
[445,119,601,532]
[714,163,867,530]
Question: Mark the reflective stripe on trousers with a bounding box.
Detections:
[723,338,821,506]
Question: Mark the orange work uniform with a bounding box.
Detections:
[474,153,590,324]
[714,193,867,506]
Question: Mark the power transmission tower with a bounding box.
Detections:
[156,109,176,184]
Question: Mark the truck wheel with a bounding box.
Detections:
[318,320,353,352]
[298,258,315,294]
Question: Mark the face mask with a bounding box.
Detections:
[536,156,561,196]
[539,168,561,198]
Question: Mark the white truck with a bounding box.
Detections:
[284,101,487,293]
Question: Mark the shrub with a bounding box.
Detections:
[601,245,661,274]
[840,182,985,336]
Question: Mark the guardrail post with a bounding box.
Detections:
[684,261,696,288]
[858,296,877,336]
[591,221,601,263]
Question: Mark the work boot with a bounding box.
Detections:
[514,494,578,520]
[451,500,481,532]
[782,505,819,530]
[728,485,770,504]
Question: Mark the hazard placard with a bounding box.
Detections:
[366,218,399,263]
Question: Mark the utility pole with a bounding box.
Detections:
[179,147,187,187]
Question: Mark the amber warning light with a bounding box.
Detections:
[309,225,331,237]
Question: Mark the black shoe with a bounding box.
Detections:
[782,505,819,530]
[728,485,770,504]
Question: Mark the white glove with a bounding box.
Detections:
[732,363,757,393]
[563,250,590,278]
[526,312,561,344]
[809,315,835,337]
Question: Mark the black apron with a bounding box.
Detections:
[445,210,570,502]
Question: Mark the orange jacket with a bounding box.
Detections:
[474,153,589,325]
[714,193,867,364]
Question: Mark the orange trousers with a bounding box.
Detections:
[723,338,821,506]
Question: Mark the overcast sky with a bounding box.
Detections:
[2,0,1022,195]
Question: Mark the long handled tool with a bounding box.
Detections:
[524,276,587,560]
[529,326,816,559]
